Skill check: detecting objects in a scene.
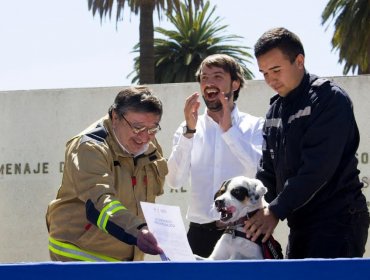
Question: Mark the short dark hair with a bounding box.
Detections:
[195,54,245,101]
[108,86,163,120]
[254,27,305,63]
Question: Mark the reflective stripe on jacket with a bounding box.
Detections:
[257,73,365,228]
[49,237,119,262]
[46,115,168,261]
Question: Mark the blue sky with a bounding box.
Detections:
[0,0,346,91]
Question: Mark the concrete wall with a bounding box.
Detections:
[0,75,369,262]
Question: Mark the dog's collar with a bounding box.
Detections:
[224,228,263,245]
[226,209,259,227]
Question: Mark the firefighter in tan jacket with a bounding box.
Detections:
[46,86,168,261]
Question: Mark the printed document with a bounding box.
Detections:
[141,202,196,261]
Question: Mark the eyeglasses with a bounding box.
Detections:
[121,114,161,135]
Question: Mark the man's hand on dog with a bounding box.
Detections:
[244,208,279,243]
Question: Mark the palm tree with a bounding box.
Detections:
[128,1,254,84]
[87,0,203,84]
[321,0,370,74]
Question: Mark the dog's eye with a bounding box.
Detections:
[230,186,249,201]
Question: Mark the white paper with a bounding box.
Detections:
[140,202,196,261]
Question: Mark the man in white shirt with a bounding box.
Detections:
[167,54,264,257]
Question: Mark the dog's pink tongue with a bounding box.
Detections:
[227,206,236,213]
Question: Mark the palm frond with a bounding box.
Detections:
[129,0,254,83]
[322,0,370,74]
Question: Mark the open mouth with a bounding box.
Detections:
[217,205,235,222]
[205,88,219,99]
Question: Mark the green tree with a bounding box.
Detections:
[87,0,203,84]
[321,0,370,74]
[128,1,254,84]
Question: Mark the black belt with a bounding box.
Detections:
[189,221,224,231]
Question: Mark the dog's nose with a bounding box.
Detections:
[215,199,225,208]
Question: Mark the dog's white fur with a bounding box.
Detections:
[201,176,268,260]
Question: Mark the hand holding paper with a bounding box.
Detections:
[136,227,164,255]
[140,202,196,261]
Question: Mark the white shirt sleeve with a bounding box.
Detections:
[166,126,193,189]
[222,116,264,175]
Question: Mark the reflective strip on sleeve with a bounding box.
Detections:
[97,200,126,233]
[265,118,282,128]
[48,237,119,262]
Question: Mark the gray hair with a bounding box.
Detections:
[108,86,163,119]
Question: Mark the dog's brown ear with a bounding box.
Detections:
[214,179,231,200]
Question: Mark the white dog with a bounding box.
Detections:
[203,176,269,260]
